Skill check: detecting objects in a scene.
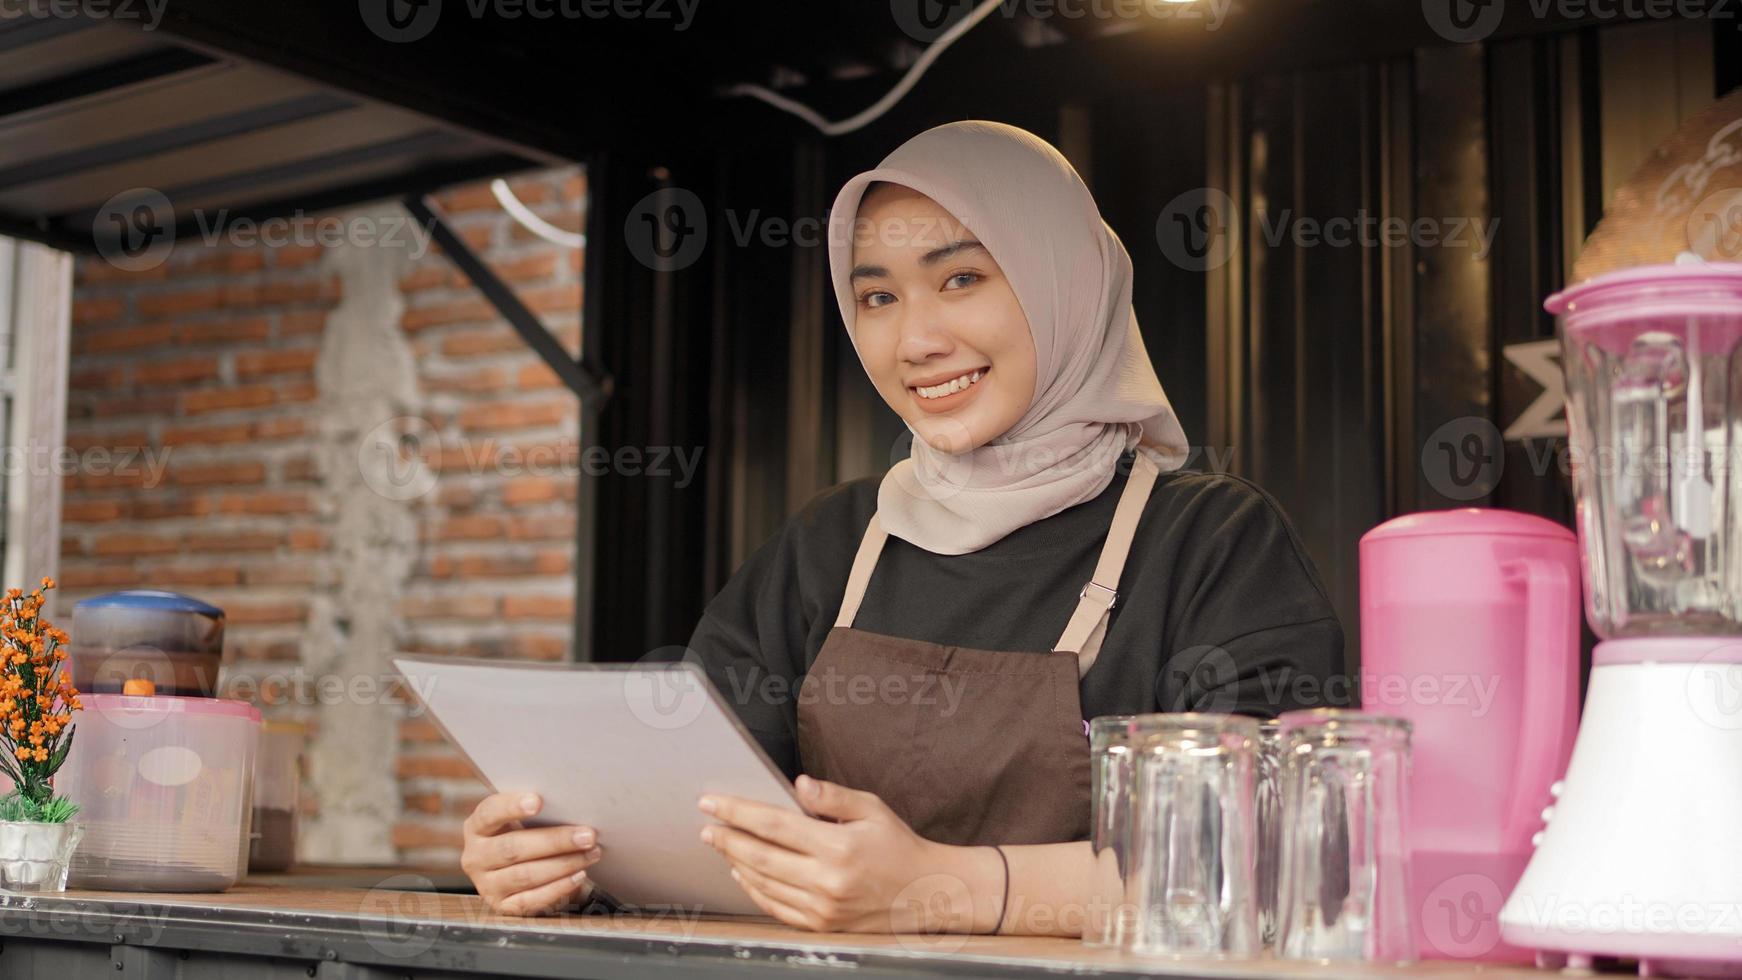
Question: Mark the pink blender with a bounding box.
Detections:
[1500,263,1742,976]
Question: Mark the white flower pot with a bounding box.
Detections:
[0,820,83,892]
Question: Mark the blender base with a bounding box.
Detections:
[1499,638,1742,975]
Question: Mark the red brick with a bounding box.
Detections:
[136,356,219,385]
[174,250,267,276]
[402,297,494,333]
[426,551,570,579]
[401,791,444,815]
[131,497,211,520]
[79,393,178,419]
[515,362,561,390]
[77,262,168,286]
[57,564,138,588]
[71,296,126,326]
[138,287,224,318]
[440,327,522,358]
[518,284,579,315]
[280,310,326,337]
[62,500,125,523]
[502,594,572,620]
[513,634,567,661]
[228,639,301,662]
[508,515,575,540]
[502,477,558,506]
[425,367,506,394]
[398,718,445,744]
[400,594,497,620]
[180,385,276,415]
[91,533,179,557]
[433,515,504,541]
[278,381,318,405]
[219,278,339,310]
[68,366,127,390]
[162,423,251,445]
[494,253,557,283]
[212,491,309,515]
[253,418,308,441]
[567,249,582,276]
[149,564,242,586]
[175,317,272,346]
[225,601,306,625]
[281,456,319,481]
[501,178,553,206]
[456,401,568,433]
[235,348,318,378]
[172,461,266,486]
[508,210,581,245]
[63,470,148,491]
[561,173,585,202]
[76,322,174,354]
[243,561,320,586]
[187,531,281,552]
[432,184,503,214]
[272,244,325,269]
[395,753,478,781]
[289,528,326,551]
[400,266,463,292]
[64,428,148,452]
[390,822,464,852]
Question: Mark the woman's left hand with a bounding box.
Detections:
[698,775,992,933]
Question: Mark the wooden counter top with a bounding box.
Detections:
[0,868,1560,979]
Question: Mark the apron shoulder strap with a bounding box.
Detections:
[1054,450,1164,673]
[834,512,888,628]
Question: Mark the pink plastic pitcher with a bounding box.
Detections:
[1359,509,1580,963]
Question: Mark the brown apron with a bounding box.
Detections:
[795,451,1163,847]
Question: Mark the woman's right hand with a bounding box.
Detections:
[461,792,604,916]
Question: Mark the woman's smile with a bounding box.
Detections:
[908,366,989,413]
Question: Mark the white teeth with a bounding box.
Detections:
[915,370,983,399]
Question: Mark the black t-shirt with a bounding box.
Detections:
[677,451,1351,780]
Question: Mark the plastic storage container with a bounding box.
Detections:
[71,591,226,697]
[1551,263,1742,637]
[248,721,304,873]
[56,693,259,892]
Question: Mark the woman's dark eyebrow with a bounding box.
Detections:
[850,239,986,282]
[920,239,986,266]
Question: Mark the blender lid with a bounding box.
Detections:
[82,692,261,722]
[73,590,223,617]
[1362,508,1576,542]
[1545,261,1742,315]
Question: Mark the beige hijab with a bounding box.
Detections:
[826,120,1190,555]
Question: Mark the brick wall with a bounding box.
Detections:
[60,166,584,866]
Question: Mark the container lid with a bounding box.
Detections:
[73,590,223,617]
[1545,261,1742,316]
[82,692,261,722]
[1362,508,1575,543]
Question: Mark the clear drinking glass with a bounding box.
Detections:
[1085,715,1151,948]
[1127,713,1260,958]
[1274,709,1415,964]
[1255,718,1284,951]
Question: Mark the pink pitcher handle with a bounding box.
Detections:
[1500,556,1578,841]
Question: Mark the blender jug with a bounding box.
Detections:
[1556,264,1742,636]
[1500,262,1742,976]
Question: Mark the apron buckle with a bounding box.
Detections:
[1079,580,1118,610]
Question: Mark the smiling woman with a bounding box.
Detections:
[459,121,1348,935]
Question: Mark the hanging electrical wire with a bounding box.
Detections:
[720,0,1004,137]
[490,178,585,249]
